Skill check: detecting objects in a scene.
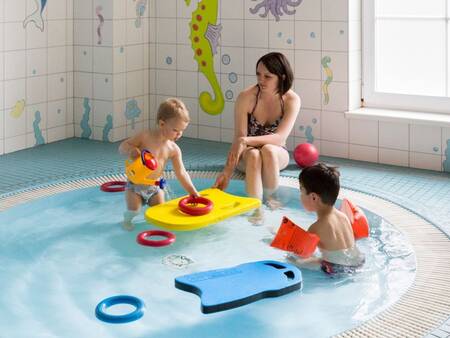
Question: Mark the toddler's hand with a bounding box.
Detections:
[130,147,141,159]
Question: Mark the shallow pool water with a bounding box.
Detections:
[0,179,416,338]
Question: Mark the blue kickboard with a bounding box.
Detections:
[175,260,303,314]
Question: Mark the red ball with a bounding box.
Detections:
[294,143,319,168]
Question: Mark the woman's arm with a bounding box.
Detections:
[171,144,199,196]
[243,91,301,148]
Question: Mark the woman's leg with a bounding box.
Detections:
[240,148,263,200]
[260,144,289,192]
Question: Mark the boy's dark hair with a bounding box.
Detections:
[256,52,294,95]
[298,163,340,206]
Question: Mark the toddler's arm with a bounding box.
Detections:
[171,145,199,197]
[119,133,142,158]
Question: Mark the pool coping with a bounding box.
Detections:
[1,172,450,337]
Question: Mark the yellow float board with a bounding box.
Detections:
[145,188,261,231]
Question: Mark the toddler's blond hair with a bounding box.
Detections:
[157,98,190,123]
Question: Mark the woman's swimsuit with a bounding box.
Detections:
[247,85,285,137]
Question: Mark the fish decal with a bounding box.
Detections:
[23,0,48,32]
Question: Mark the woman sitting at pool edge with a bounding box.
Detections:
[213,52,301,221]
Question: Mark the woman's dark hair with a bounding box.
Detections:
[256,52,294,95]
[298,163,340,206]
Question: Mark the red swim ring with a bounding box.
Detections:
[178,196,213,216]
[100,181,127,192]
[136,230,176,247]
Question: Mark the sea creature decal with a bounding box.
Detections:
[321,56,333,105]
[96,6,104,45]
[187,0,224,115]
[102,114,113,142]
[125,99,141,129]
[33,111,45,146]
[135,0,147,28]
[444,139,450,172]
[23,0,48,31]
[10,100,26,118]
[249,0,303,22]
[80,98,92,139]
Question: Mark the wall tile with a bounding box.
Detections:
[379,121,409,151]
[379,148,409,167]
[349,118,378,146]
[410,124,441,155]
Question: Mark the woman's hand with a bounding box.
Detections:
[213,171,231,191]
[227,137,247,168]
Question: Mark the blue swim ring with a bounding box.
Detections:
[95,295,145,324]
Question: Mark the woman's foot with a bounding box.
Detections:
[265,195,283,210]
[248,207,264,226]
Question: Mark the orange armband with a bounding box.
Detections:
[270,217,320,258]
[340,198,370,239]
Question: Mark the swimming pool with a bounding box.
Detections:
[0,177,416,338]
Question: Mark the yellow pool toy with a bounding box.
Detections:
[125,149,166,188]
[145,188,261,231]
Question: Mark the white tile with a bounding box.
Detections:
[220,101,235,130]
[348,80,361,110]
[379,148,409,167]
[322,21,348,52]
[93,99,113,127]
[221,0,243,19]
[221,128,234,143]
[113,20,126,46]
[221,71,243,104]
[113,46,126,73]
[177,71,198,98]
[221,20,244,47]
[183,123,198,139]
[244,48,268,76]
[322,0,348,21]
[173,17,187,44]
[126,44,144,71]
[113,99,126,127]
[148,19,156,43]
[379,121,409,151]
[410,152,442,171]
[5,0,26,22]
[320,140,348,158]
[155,70,176,96]
[47,100,67,128]
[4,102,26,138]
[113,0,127,19]
[295,0,321,20]
[5,51,26,80]
[5,23,25,51]
[321,110,348,143]
[126,71,144,98]
[156,18,176,44]
[66,98,74,124]
[47,0,67,19]
[269,20,294,50]
[66,124,75,138]
[93,46,113,73]
[294,108,321,142]
[182,97,198,125]
[156,0,176,18]
[177,0,192,18]
[349,144,378,163]
[74,72,93,98]
[48,47,67,74]
[48,74,67,101]
[74,20,93,45]
[294,79,321,110]
[295,50,321,80]
[4,135,26,153]
[126,19,143,44]
[48,20,66,47]
[5,79,26,110]
[26,22,47,49]
[349,119,378,146]
[244,21,269,48]
[66,47,74,72]
[66,72,74,98]
[26,48,47,76]
[198,126,220,141]
[111,126,126,141]
[294,21,321,51]
[322,81,348,112]
[220,47,244,76]
[410,124,442,155]
[348,20,361,51]
[177,44,197,72]
[47,126,67,143]
[26,76,47,105]
[74,0,93,19]
[93,74,113,100]
[156,44,176,70]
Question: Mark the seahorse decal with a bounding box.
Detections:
[33,111,45,145]
[321,56,333,105]
[187,0,224,115]
[96,6,104,45]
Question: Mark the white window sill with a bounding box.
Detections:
[345,108,450,127]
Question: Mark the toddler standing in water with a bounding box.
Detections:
[119,98,199,230]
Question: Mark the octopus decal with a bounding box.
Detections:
[249,0,303,22]
[186,0,224,115]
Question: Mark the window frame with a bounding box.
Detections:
[362,0,450,114]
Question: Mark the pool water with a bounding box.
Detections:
[0,179,416,338]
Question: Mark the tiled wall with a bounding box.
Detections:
[0,0,74,155]
[1,0,449,172]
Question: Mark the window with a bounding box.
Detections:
[363,0,450,114]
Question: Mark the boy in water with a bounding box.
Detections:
[119,98,199,230]
[298,163,365,274]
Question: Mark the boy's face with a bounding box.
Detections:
[160,117,188,141]
[300,185,316,212]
